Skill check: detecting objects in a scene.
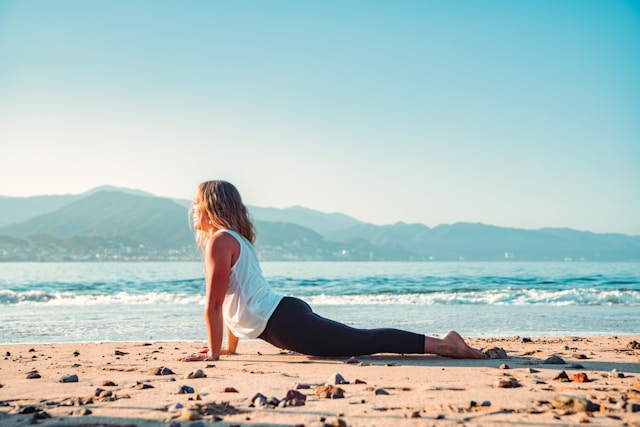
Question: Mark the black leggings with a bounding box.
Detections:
[258,297,424,357]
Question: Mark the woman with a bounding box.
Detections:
[180,180,485,361]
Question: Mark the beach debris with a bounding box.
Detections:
[346,356,360,364]
[571,373,590,383]
[283,389,307,406]
[26,370,41,379]
[295,383,311,389]
[354,379,367,384]
[149,366,174,375]
[543,355,566,364]
[327,373,349,385]
[177,385,194,394]
[406,410,421,418]
[114,350,129,356]
[627,340,640,350]
[223,386,239,393]
[101,380,117,386]
[184,369,206,379]
[493,378,520,388]
[549,394,600,413]
[609,369,625,378]
[60,374,79,383]
[72,350,80,357]
[5,351,10,357]
[322,416,347,427]
[483,347,508,359]
[315,385,345,399]
[553,371,570,382]
[519,337,532,343]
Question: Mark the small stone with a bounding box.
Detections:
[177,385,194,394]
[26,370,41,379]
[72,350,80,357]
[493,378,520,388]
[5,352,10,357]
[184,369,206,379]
[150,366,174,375]
[101,380,117,386]
[528,368,540,373]
[609,369,624,378]
[60,374,78,383]
[569,363,585,369]
[322,416,347,427]
[407,410,421,418]
[284,389,306,406]
[354,379,367,384]
[543,355,566,365]
[574,354,588,359]
[327,373,349,385]
[114,350,128,356]
[72,408,92,416]
[520,337,532,343]
[550,395,600,413]
[374,388,389,395]
[315,385,345,399]
[571,373,589,383]
[346,356,360,364]
[483,347,508,359]
[132,382,154,390]
[627,340,640,350]
[499,364,509,369]
[295,383,310,389]
[628,403,640,413]
[167,402,184,413]
[223,386,239,393]
[180,408,202,421]
[553,371,570,382]
[481,400,491,407]
[251,392,268,407]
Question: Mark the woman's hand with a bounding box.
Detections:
[176,347,217,362]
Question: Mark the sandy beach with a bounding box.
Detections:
[1,336,639,427]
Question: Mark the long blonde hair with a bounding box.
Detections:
[192,180,256,250]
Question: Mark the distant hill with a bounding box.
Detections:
[0,187,639,262]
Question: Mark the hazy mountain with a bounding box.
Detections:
[1,187,639,261]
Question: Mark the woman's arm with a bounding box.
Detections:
[221,326,239,355]
[203,232,238,360]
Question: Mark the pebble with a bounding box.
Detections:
[179,408,202,421]
[132,382,154,390]
[550,395,600,413]
[177,385,194,394]
[114,350,129,356]
[374,388,390,395]
[493,378,520,388]
[295,383,311,389]
[150,366,175,375]
[569,363,585,369]
[101,380,117,386]
[184,369,206,379]
[71,408,92,416]
[322,416,347,427]
[250,392,268,407]
[284,389,306,406]
[553,371,570,382]
[406,410,421,418]
[60,374,78,383]
[571,373,589,383]
[223,386,239,393]
[543,355,566,364]
[26,370,41,379]
[345,356,360,364]
[167,402,184,413]
[315,385,345,399]
[483,347,508,359]
[327,373,349,385]
[499,364,509,369]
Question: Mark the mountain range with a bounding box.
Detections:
[1,186,638,262]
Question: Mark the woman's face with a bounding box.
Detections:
[192,201,213,232]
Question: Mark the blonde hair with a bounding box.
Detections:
[192,180,256,250]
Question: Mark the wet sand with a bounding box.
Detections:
[1,336,639,426]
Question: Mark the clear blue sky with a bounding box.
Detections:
[1,1,639,234]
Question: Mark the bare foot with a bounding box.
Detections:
[425,331,487,359]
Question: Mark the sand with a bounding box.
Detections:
[1,336,639,427]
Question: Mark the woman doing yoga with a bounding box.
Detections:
[180,180,485,361]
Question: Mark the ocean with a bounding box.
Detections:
[1,262,638,344]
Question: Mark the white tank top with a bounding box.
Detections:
[220,229,283,339]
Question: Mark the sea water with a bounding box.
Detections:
[0,262,638,344]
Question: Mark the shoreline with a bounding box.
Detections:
[1,336,639,426]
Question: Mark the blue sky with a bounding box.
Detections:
[1,1,639,234]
